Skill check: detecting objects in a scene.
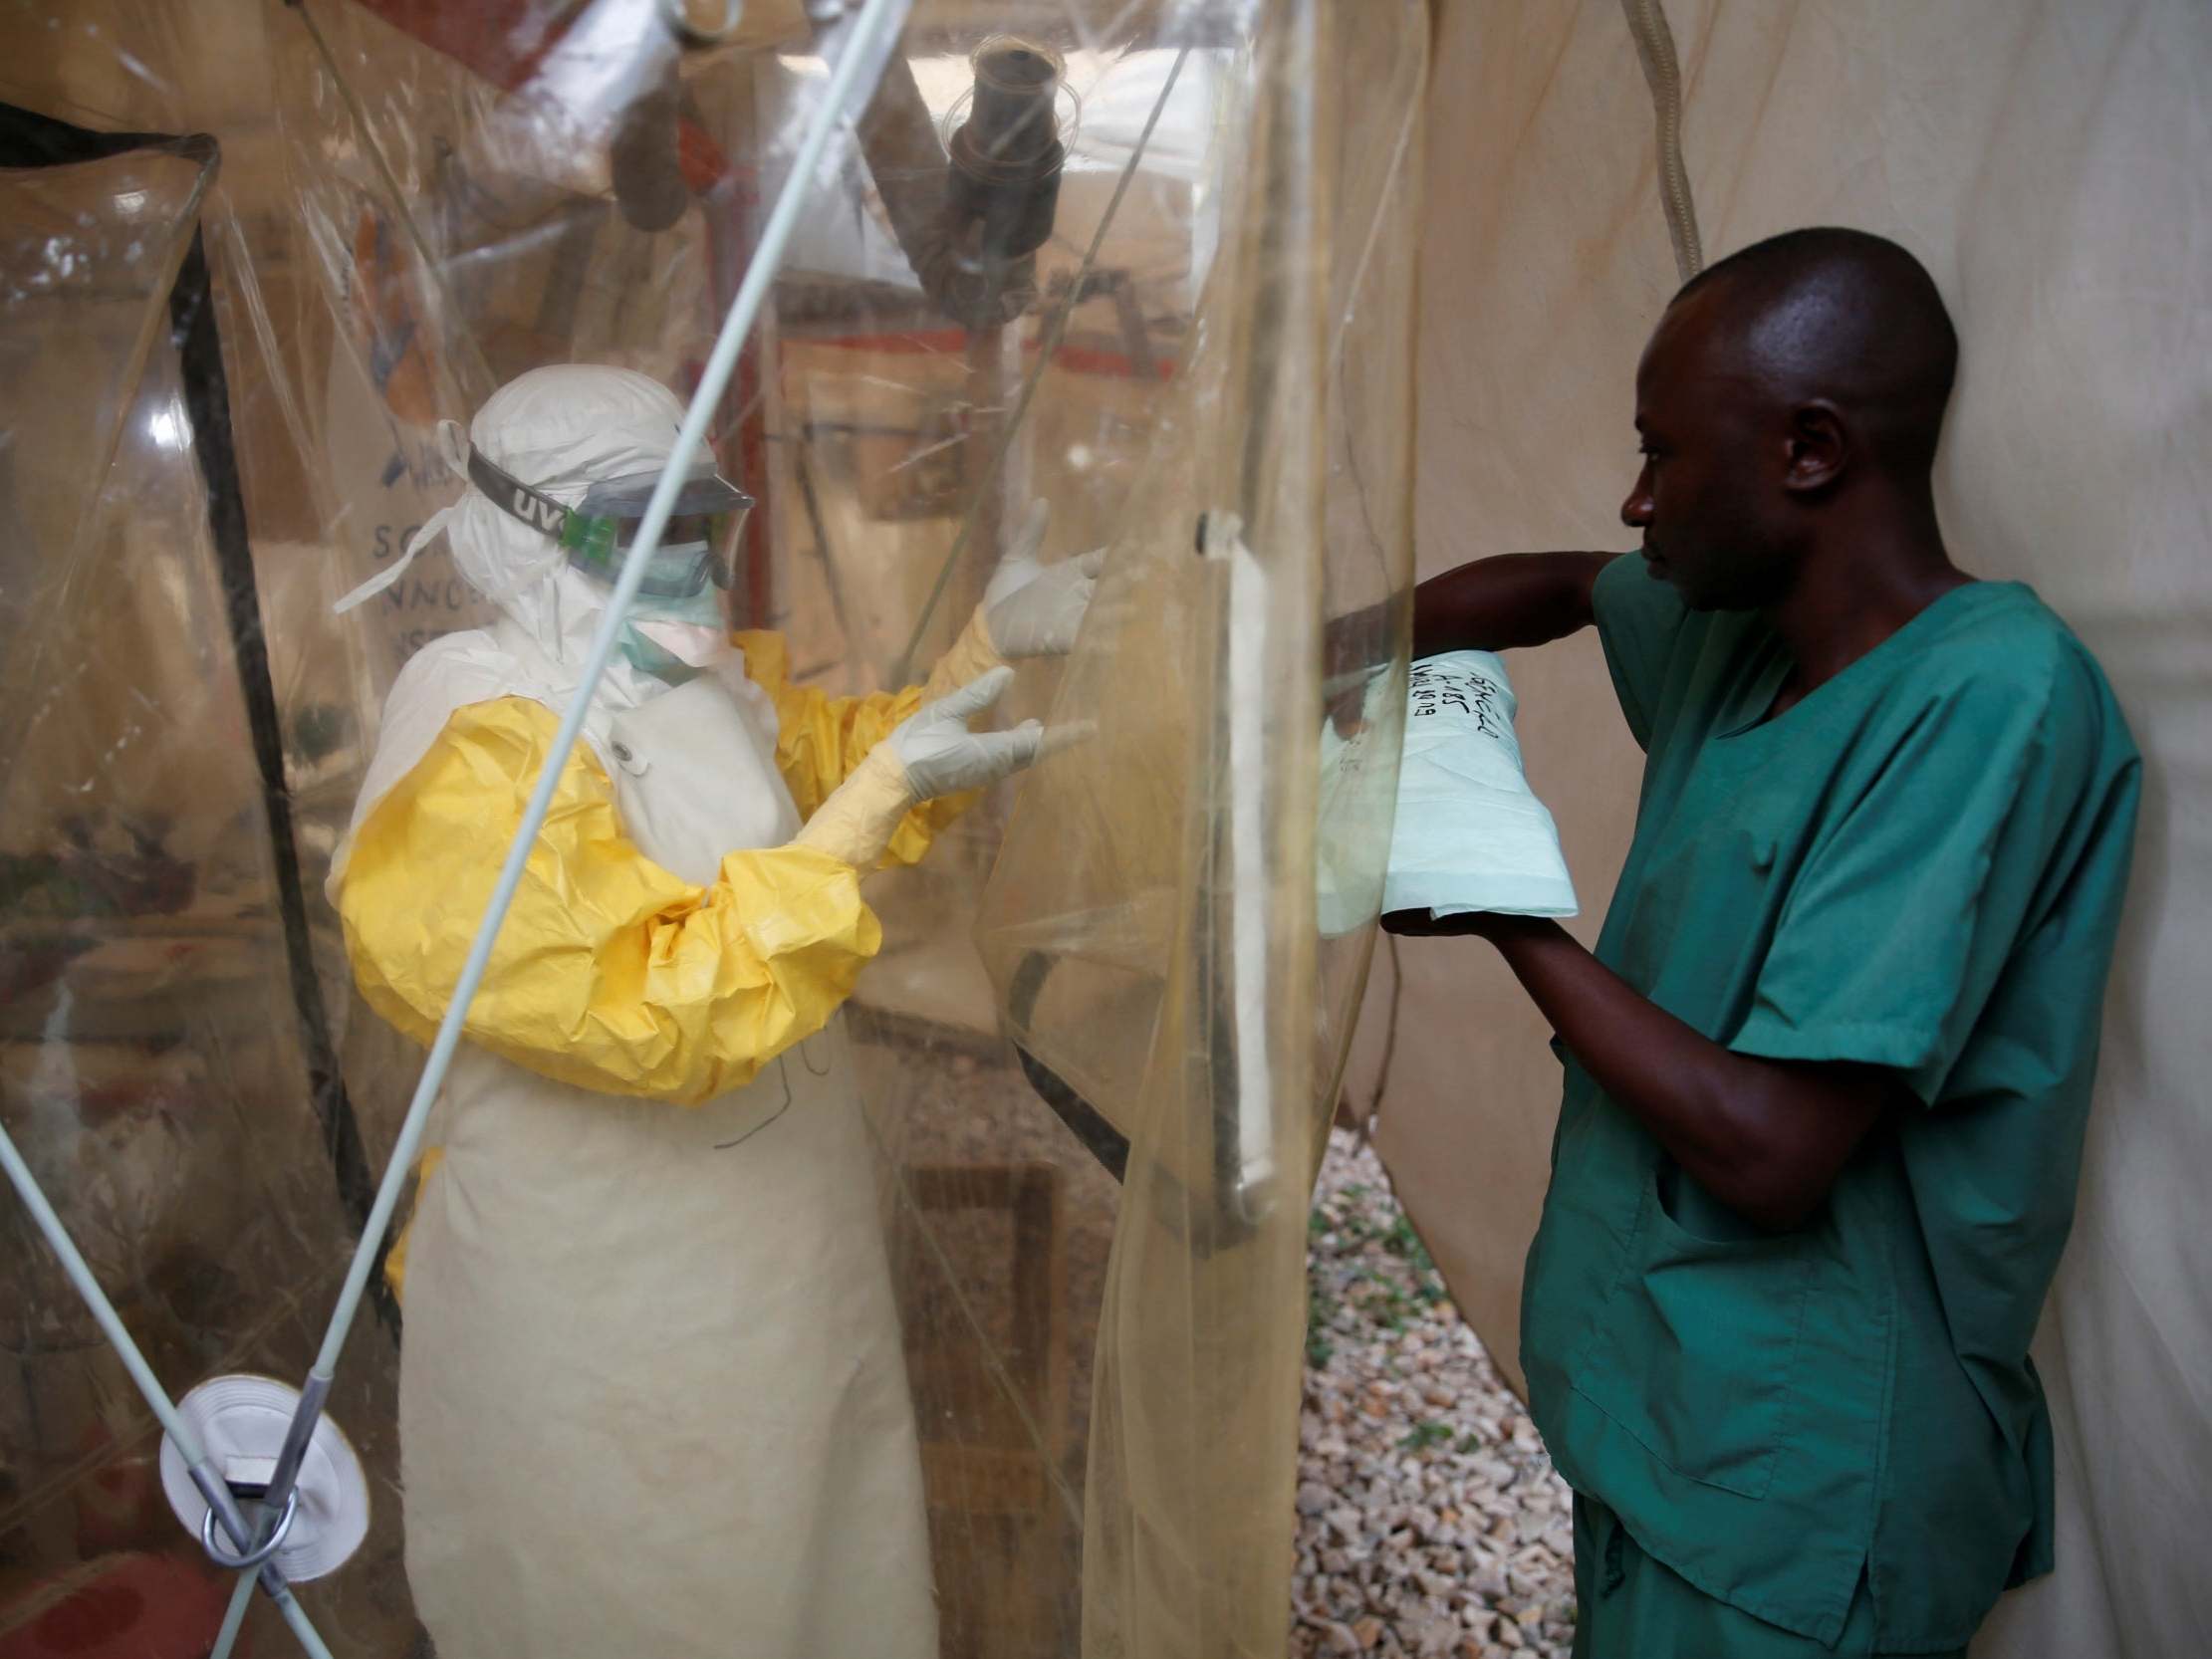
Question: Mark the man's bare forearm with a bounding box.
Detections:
[1411,552,1611,657]
[1383,912,1892,1231]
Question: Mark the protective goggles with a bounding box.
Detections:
[466,444,753,599]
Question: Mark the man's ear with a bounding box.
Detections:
[1783,400,1847,494]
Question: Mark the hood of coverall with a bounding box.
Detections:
[446,363,727,699]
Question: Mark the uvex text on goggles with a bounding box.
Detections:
[466,444,754,599]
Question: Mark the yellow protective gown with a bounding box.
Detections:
[342,629,958,1106]
[334,613,964,1659]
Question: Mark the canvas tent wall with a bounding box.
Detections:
[1355,3,2211,1656]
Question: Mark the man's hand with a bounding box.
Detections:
[1380,908,1505,938]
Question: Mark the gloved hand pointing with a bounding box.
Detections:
[793,667,1041,869]
[887,666,1042,798]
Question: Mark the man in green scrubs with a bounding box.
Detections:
[1386,228,2140,1656]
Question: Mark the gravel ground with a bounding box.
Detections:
[1292,1130,1577,1659]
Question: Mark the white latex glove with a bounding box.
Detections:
[889,665,1043,798]
[792,667,1041,868]
[982,499,1106,660]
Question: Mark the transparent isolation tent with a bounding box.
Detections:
[0,2,1423,1655]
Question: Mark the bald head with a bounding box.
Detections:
[1666,227,1958,476]
[1622,229,1963,611]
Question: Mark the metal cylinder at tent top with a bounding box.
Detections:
[946,37,1067,264]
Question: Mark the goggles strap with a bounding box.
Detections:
[466,444,576,545]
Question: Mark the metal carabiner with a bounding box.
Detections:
[200,1487,299,1572]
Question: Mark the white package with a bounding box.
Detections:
[1382,650,1578,920]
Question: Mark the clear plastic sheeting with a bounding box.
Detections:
[0,3,1424,1656]
[976,6,1422,1649]
[0,111,408,1654]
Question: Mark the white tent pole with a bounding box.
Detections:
[0,1123,199,1453]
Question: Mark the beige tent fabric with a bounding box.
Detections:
[1350,0,1667,1399]
[1361,2,2211,1655]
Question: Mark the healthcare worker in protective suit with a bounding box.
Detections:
[328,364,1100,1659]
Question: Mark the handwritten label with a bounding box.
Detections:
[1409,660,1504,738]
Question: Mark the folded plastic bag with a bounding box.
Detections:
[1381,650,1577,920]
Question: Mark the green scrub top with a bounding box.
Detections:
[1520,557,2139,1650]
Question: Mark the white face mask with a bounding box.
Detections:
[628,616,734,669]
[595,540,733,685]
